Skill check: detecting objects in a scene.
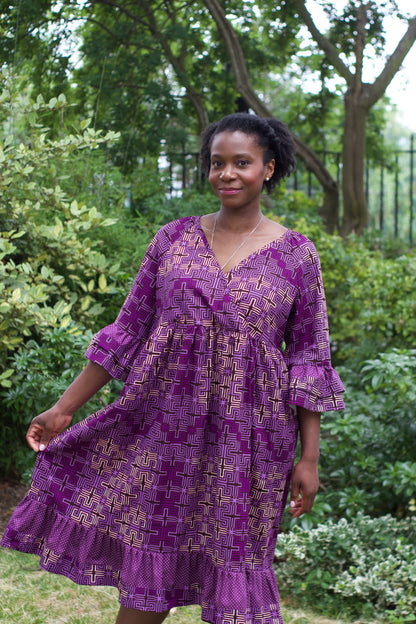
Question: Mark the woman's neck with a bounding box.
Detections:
[215,207,263,233]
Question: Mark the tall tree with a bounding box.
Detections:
[73,1,185,170]
[68,0,309,170]
[66,0,243,164]
[293,0,416,235]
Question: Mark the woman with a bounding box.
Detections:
[1,113,344,624]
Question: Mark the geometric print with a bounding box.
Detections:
[1,216,344,624]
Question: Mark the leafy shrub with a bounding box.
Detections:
[359,228,413,259]
[1,326,121,480]
[140,187,219,226]
[265,192,416,523]
[89,209,158,280]
[308,223,414,365]
[0,89,135,477]
[319,349,416,520]
[0,91,127,370]
[275,513,416,622]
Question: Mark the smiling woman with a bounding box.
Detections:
[2,113,344,624]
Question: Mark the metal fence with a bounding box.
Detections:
[160,135,415,245]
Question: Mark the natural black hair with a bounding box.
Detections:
[200,113,297,194]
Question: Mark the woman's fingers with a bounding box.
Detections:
[289,459,319,518]
[26,421,48,452]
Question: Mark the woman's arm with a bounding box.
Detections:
[26,361,113,452]
[289,407,321,518]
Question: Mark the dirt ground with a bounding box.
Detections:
[0,482,28,534]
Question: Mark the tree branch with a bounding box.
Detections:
[293,0,354,84]
[82,16,118,39]
[354,3,369,88]
[365,16,416,107]
[90,0,142,25]
[202,0,270,115]
[89,0,209,130]
[139,0,209,130]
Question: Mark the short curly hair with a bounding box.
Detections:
[200,113,297,194]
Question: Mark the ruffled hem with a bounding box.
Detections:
[1,495,283,624]
[288,363,345,412]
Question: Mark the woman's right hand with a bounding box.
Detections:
[25,362,112,452]
[26,408,73,452]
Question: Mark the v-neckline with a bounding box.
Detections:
[196,215,292,278]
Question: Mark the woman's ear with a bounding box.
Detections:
[266,159,275,180]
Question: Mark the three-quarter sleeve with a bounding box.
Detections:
[283,240,345,412]
[84,234,160,382]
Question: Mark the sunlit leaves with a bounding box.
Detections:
[0,90,123,367]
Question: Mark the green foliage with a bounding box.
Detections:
[0,89,133,478]
[3,0,412,241]
[276,513,416,622]
[71,0,251,164]
[0,326,120,481]
[267,192,416,524]
[326,242,415,364]
[140,187,219,227]
[0,197,121,351]
[0,90,125,367]
[325,1,392,58]
[75,2,184,169]
[319,349,416,520]
[0,1,72,105]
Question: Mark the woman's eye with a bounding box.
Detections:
[211,160,223,168]
[236,160,249,167]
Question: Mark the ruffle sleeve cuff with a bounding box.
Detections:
[287,362,345,412]
[84,323,145,382]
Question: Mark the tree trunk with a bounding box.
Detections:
[320,184,340,233]
[340,89,370,236]
[293,1,416,237]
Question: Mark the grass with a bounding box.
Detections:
[0,548,380,624]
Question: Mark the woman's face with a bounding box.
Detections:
[208,130,274,213]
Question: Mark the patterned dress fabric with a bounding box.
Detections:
[2,216,344,624]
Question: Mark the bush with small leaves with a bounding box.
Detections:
[276,513,416,622]
[269,194,416,365]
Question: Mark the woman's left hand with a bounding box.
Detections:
[289,457,319,518]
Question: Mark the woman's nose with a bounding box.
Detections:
[220,165,236,180]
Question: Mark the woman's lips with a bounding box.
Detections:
[219,188,241,195]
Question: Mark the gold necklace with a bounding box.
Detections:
[210,214,263,271]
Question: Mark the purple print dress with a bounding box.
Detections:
[2,216,344,624]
